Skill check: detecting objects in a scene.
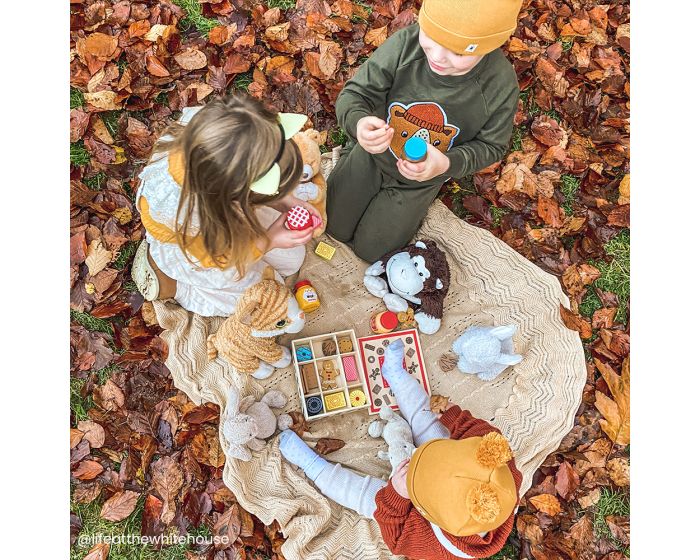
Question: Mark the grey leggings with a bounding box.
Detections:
[309,366,450,518]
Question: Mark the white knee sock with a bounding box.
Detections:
[314,462,387,519]
[382,340,450,446]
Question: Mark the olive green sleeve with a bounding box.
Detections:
[335,31,407,141]
[446,81,519,178]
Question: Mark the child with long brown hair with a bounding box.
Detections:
[132,95,319,329]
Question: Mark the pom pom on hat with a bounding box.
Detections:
[467,483,500,524]
[476,432,512,469]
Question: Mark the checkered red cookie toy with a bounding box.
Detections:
[285,205,322,231]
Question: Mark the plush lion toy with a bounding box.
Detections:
[291,129,327,237]
[363,239,450,335]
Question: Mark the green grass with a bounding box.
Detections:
[71,495,214,560]
[173,0,219,34]
[117,54,129,73]
[71,141,91,166]
[70,310,114,335]
[559,37,575,52]
[350,1,372,23]
[490,206,510,228]
[95,364,119,385]
[593,487,630,555]
[84,171,107,191]
[595,229,630,322]
[232,71,254,92]
[510,125,526,151]
[579,288,603,318]
[155,91,170,106]
[70,377,94,423]
[114,241,139,270]
[268,0,296,9]
[71,87,85,109]
[102,111,121,137]
[544,108,562,123]
[123,279,139,293]
[560,174,580,216]
[328,126,348,147]
[578,229,630,323]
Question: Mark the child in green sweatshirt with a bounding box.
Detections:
[327,0,523,262]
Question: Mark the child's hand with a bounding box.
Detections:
[390,459,411,499]
[396,144,450,182]
[266,213,314,250]
[357,116,394,154]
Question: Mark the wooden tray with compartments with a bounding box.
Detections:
[291,330,370,421]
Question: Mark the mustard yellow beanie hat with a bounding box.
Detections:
[407,432,517,536]
[418,0,523,56]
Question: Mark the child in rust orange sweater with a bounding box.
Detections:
[280,340,522,559]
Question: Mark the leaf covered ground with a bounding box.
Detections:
[69,1,630,559]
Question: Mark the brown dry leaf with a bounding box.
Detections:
[93,380,125,412]
[531,115,568,148]
[618,174,630,205]
[85,240,112,276]
[174,48,208,70]
[560,304,593,339]
[144,23,170,42]
[141,301,159,326]
[289,411,309,437]
[191,425,226,467]
[71,428,85,448]
[318,40,342,78]
[209,25,234,46]
[592,308,617,329]
[606,516,630,545]
[151,455,184,524]
[100,490,140,521]
[563,263,600,298]
[74,460,104,481]
[537,196,563,228]
[365,25,388,47]
[213,504,242,551]
[535,57,570,98]
[71,109,90,142]
[567,514,594,551]
[430,394,450,414]
[84,33,119,59]
[145,55,170,77]
[577,487,601,509]
[607,457,630,486]
[83,543,110,560]
[530,493,562,516]
[316,438,346,455]
[74,483,102,504]
[496,162,539,198]
[517,514,543,544]
[594,357,630,445]
[265,22,291,43]
[84,90,122,111]
[91,118,114,145]
[555,461,580,500]
[77,420,106,448]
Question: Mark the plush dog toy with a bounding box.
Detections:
[222,387,293,461]
[363,239,450,335]
[207,268,306,379]
[368,406,415,476]
[291,129,327,237]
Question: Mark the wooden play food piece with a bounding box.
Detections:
[349,389,366,407]
[324,391,347,411]
[301,363,318,393]
[341,355,359,382]
[306,396,323,416]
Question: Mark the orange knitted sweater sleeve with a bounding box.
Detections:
[373,406,523,560]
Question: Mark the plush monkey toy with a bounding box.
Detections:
[363,239,450,335]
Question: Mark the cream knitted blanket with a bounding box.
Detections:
[152,199,586,560]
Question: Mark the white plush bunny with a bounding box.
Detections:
[452,325,523,381]
[222,388,293,461]
[368,406,415,476]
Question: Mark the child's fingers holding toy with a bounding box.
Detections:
[267,214,315,249]
[396,144,450,182]
[357,116,394,154]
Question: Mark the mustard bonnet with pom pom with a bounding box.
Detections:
[407,431,517,536]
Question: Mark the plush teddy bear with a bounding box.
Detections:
[363,239,450,335]
[207,268,306,379]
[291,129,327,237]
[368,405,415,476]
[222,387,293,461]
[452,325,523,381]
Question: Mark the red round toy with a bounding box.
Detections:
[285,205,322,231]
